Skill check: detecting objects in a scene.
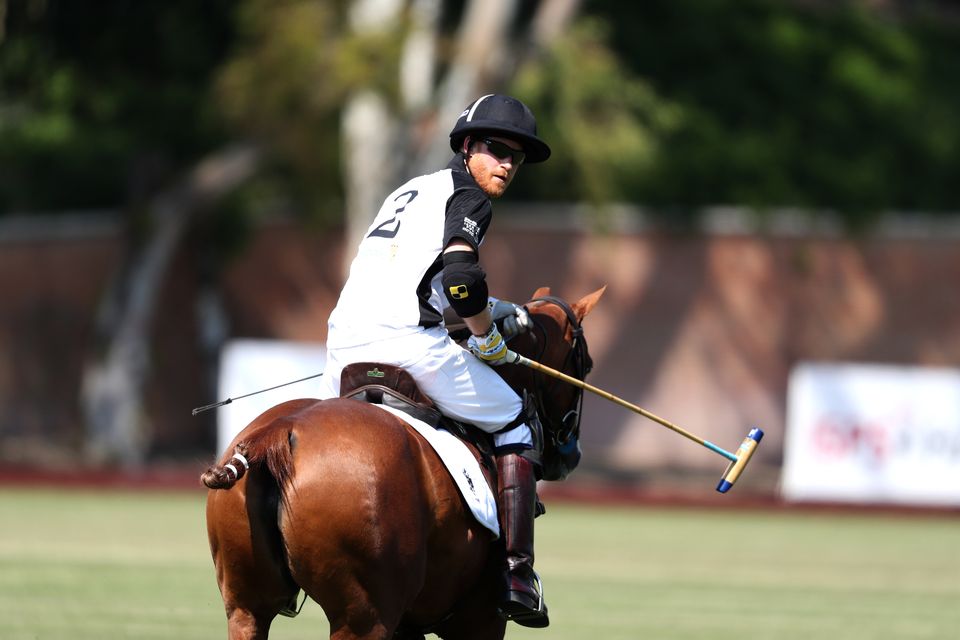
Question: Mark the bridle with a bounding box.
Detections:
[523,296,593,447]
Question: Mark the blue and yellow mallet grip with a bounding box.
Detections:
[716,428,764,493]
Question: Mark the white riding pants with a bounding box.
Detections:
[317,326,532,451]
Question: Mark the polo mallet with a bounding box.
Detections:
[505,351,763,493]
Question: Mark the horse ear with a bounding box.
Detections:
[530,286,551,299]
[572,285,606,321]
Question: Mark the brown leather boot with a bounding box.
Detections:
[496,452,549,628]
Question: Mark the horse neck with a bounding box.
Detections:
[497,314,571,397]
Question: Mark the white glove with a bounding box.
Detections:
[468,324,510,366]
[488,298,531,340]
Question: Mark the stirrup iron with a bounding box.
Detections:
[500,570,547,622]
[278,590,306,618]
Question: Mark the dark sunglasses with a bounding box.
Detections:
[480,138,525,165]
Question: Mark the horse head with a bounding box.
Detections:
[496,286,605,479]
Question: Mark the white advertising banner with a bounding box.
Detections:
[216,339,326,455]
[782,362,960,506]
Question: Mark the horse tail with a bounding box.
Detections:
[201,419,295,492]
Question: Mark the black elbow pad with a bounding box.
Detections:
[442,251,489,317]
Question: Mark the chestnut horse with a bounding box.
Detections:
[202,286,604,639]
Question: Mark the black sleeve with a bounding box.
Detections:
[443,186,492,252]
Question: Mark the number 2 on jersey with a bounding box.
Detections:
[367,190,418,239]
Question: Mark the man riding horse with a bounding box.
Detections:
[317,94,572,628]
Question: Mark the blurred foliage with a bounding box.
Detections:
[212,0,404,226]
[509,18,683,225]
[582,0,960,226]
[2,0,960,229]
[0,0,235,212]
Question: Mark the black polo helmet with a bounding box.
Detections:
[449,94,551,163]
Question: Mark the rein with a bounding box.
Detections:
[525,296,593,447]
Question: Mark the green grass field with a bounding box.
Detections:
[1,487,957,639]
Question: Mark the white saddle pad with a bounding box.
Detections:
[373,403,499,538]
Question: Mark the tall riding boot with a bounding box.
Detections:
[496,452,549,628]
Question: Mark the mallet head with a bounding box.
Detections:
[716,427,764,493]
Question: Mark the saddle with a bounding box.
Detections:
[340,362,444,427]
[339,363,493,460]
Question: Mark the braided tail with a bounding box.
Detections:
[201,414,297,492]
[201,444,251,489]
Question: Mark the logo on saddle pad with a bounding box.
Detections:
[366,368,386,378]
[462,469,476,495]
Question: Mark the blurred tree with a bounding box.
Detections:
[214,0,673,254]
[584,0,960,227]
[0,0,235,211]
[508,17,682,224]
[213,0,596,264]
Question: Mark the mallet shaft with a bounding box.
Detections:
[509,352,738,462]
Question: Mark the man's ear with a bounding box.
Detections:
[462,136,472,154]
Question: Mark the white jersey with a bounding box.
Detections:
[326,155,492,349]
[318,155,532,450]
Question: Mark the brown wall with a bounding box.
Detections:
[0,230,119,462]
[2,215,958,494]
[481,224,960,491]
